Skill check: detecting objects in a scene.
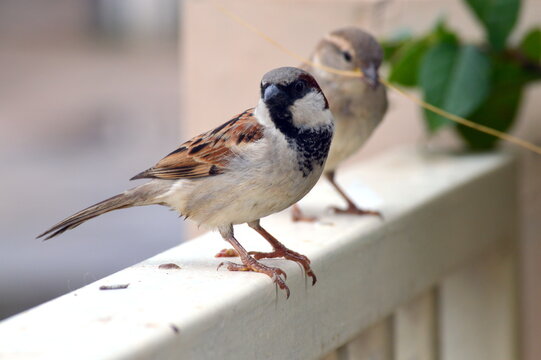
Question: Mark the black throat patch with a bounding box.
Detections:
[266,103,333,177]
[262,76,333,177]
[292,125,334,177]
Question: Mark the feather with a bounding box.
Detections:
[37,182,169,240]
[130,109,263,180]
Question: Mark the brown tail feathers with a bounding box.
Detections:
[37,182,169,240]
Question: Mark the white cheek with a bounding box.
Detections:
[290,91,333,129]
[254,100,273,127]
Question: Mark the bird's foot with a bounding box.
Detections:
[291,204,318,223]
[217,257,290,298]
[249,247,317,286]
[331,205,383,219]
[214,248,239,257]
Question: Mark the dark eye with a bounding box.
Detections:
[342,51,352,62]
[294,80,305,93]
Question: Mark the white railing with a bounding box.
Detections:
[0,147,518,360]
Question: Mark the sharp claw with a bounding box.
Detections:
[308,271,317,286]
[217,257,290,297]
[276,268,287,280]
[273,276,290,299]
[248,248,315,287]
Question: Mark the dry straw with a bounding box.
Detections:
[215,4,541,156]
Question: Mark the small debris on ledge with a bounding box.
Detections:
[170,324,180,334]
[99,284,129,290]
[158,263,182,270]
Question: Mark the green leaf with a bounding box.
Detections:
[456,84,522,149]
[388,39,429,87]
[431,18,459,44]
[446,46,492,115]
[386,20,459,87]
[419,44,492,132]
[456,56,524,149]
[381,39,409,63]
[464,0,521,50]
[520,28,541,61]
[419,42,459,131]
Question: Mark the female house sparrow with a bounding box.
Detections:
[38,67,334,297]
[293,27,388,221]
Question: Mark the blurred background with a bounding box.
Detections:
[0,0,182,319]
[1,0,540,359]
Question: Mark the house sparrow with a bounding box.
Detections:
[37,67,334,298]
[292,27,388,221]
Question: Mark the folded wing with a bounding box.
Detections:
[131,108,263,180]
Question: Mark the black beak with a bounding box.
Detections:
[263,84,287,105]
[361,63,379,89]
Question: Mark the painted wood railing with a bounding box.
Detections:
[0,147,518,360]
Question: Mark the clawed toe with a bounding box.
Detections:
[291,213,318,223]
[331,206,383,219]
[219,222,319,298]
[217,260,244,271]
[249,249,316,286]
[217,259,290,298]
[291,204,318,223]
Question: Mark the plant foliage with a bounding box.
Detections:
[382,0,541,149]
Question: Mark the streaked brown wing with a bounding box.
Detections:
[131,108,263,180]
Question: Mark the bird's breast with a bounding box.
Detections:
[163,130,329,228]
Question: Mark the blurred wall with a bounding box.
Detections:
[180,1,541,359]
[0,0,182,319]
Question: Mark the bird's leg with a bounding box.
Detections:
[325,171,382,218]
[247,220,317,286]
[216,225,290,298]
[215,205,316,256]
[291,203,317,223]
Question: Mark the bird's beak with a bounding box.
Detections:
[361,63,379,89]
[263,84,286,105]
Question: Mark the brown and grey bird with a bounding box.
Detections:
[292,26,388,221]
[38,67,334,297]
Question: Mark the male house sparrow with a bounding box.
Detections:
[293,27,388,221]
[38,67,334,297]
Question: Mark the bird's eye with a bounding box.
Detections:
[342,51,352,62]
[294,80,305,93]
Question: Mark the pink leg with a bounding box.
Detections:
[247,221,317,286]
[325,171,382,218]
[291,203,318,223]
[217,229,290,298]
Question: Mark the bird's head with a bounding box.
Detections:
[256,67,333,137]
[312,27,383,89]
